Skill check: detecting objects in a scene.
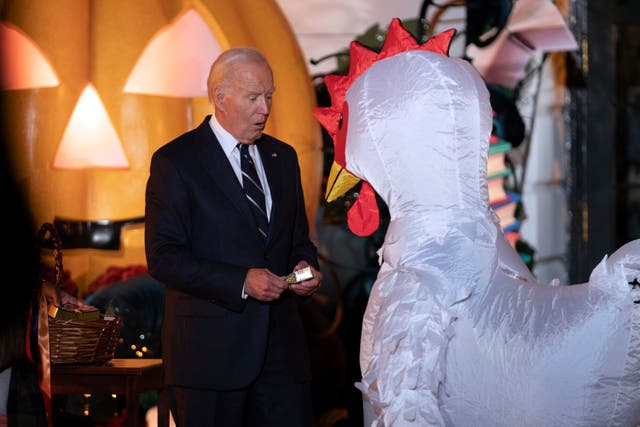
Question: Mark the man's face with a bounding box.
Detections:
[216,62,274,144]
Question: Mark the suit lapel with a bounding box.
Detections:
[258,140,282,241]
[194,121,255,227]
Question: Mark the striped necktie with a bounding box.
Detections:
[239,143,269,240]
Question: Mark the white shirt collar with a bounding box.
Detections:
[209,114,240,156]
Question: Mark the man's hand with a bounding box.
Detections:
[288,261,322,297]
[244,268,289,301]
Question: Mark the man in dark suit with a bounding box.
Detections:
[144,47,322,427]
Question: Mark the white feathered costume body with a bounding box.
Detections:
[315,19,640,427]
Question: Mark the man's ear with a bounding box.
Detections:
[213,87,225,112]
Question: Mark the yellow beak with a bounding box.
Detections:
[325,161,360,202]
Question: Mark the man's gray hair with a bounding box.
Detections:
[207,47,271,104]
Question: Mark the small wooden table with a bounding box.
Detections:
[51,358,168,427]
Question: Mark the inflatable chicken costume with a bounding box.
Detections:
[314,18,640,427]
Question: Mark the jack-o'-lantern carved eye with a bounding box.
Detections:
[0,22,59,90]
[124,9,222,98]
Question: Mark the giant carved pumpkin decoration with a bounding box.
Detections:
[1,0,322,291]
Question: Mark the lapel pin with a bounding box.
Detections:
[272,153,277,158]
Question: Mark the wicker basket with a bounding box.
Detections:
[48,315,123,365]
[39,222,123,365]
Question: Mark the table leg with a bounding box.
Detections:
[126,379,140,427]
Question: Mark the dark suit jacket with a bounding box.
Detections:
[145,116,318,390]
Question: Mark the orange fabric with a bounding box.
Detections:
[23,294,53,426]
[37,293,52,426]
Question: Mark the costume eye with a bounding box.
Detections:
[338,113,343,130]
